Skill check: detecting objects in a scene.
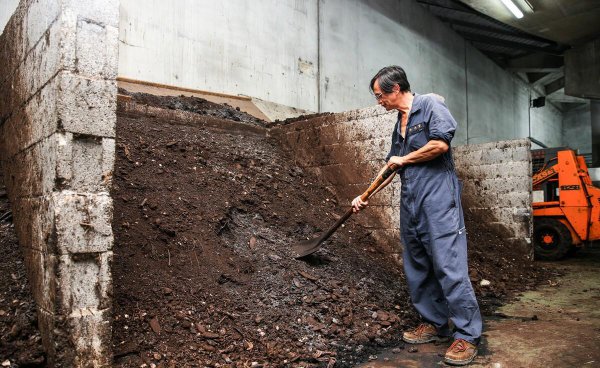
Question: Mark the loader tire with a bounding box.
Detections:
[533,218,572,261]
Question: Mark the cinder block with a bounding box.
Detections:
[319,161,378,186]
[511,146,530,162]
[10,196,55,253]
[25,0,61,52]
[0,1,26,81]
[317,124,344,146]
[63,0,119,27]
[36,307,58,363]
[57,72,117,137]
[356,205,399,229]
[67,307,112,367]
[21,11,76,99]
[57,252,112,311]
[0,76,61,159]
[75,20,118,79]
[2,135,57,198]
[71,135,105,191]
[370,229,401,251]
[54,192,113,255]
[1,131,115,198]
[19,248,58,313]
[0,11,75,123]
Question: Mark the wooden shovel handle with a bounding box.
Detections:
[359,163,398,202]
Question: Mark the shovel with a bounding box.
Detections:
[292,163,398,258]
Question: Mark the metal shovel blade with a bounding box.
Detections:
[292,208,354,258]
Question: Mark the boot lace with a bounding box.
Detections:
[449,339,468,352]
[413,323,431,335]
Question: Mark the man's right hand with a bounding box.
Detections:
[351,196,369,213]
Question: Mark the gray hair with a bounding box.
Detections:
[370,66,411,93]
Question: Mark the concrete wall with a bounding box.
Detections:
[271,107,533,258]
[563,104,592,154]
[0,0,118,366]
[118,0,564,147]
[118,0,319,111]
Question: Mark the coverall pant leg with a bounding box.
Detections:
[401,170,482,343]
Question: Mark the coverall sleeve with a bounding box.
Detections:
[427,97,457,144]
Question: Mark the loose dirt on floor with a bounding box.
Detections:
[0,92,557,367]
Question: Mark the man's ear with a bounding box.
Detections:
[392,84,400,93]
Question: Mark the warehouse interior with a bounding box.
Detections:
[0,0,599,367]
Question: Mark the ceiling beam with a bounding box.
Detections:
[527,72,550,84]
[435,16,557,47]
[545,76,565,95]
[435,17,521,37]
[463,33,564,55]
[546,89,588,103]
[532,68,564,87]
[416,0,477,14]
[506,53,564,72]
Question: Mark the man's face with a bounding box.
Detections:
[373,79,395,110]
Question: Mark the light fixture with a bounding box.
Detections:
[500,0,524,19]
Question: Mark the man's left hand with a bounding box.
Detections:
[388,156,406,167]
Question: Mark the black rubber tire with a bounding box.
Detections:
[533,218,573,261]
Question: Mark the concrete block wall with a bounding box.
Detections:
[272,110,533,259]
[0,0,118,366]
[454,139,533,257]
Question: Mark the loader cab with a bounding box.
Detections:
[531,147,569,203]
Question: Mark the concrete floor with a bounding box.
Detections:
[358,247,600,367]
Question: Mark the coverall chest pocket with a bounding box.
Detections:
[406,122,428,151]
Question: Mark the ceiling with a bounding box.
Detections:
[417,0,600,111]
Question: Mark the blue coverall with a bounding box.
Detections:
[386,93,482,344]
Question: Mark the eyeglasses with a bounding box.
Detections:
[374,92,385,101]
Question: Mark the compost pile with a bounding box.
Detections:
[100,92,562,368]
[112,94,414,368]
[0,174,45,366]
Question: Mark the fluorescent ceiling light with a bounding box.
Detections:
[500,0,524,18]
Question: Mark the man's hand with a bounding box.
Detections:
[351,196,368,213]
[388,156,406,167]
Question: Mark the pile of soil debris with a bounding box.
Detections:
[112,94,413,367]
[118,89,265,127]
[0,174,45,366]
[111,92,556,367]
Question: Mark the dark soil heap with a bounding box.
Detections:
[113,94,412,368]
[0,174,45,366]
[111,92,555,367]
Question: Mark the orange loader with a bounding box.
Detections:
[532,148,600,260]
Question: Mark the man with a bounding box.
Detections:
[352,66,482,366]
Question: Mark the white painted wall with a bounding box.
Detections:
[119,0,318,111]
[318,0,468,124]
[116,0,566,146]
[0,0,20,35]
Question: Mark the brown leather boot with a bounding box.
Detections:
[444,338,478,366]
[402,323,447,344]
